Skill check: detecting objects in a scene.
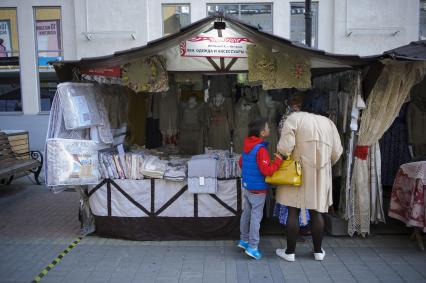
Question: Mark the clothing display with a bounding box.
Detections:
[379,103,411,186]
[127,94,147,146]
[188,155,218,194]
[257,91,282,154]
[158,87,179,145]
[407,101,426,158]
[57,83,103,130]
[247,45,311,90]
[122,55,169,93]
[205,149,241,179]
[207,96,234,150]
[46,138,102,186]
[233,97,259,153]
[179,99,205,155]
[146,94,162,148]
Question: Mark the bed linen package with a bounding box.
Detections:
[46,138,103,186]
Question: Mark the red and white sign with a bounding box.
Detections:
[80,66,121,77]
[180,36,253,58]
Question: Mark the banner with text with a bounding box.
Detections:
[180,36,253,58]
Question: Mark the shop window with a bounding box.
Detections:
[162,4,191,36]
[207,3,273,33]
[290,2,318,48]
[420,0,426,39]
[0,8,21,112]
[34,7,63,112]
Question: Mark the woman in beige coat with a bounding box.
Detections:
[275,111,343,262]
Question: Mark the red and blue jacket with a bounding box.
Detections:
[239,136,282,193]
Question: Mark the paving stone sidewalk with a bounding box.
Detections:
[0,182,425,283]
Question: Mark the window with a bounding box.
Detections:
[0,8,21,112]
[420,1,426,39]
[290,2,318,48]
[207,3,273,33]
[34,7,63,111]
[162,4,191,36]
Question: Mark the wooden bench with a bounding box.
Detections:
[0,131,43,185]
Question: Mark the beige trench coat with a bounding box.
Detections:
[276,112,343,214]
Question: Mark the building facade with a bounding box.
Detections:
[0,0,422,151]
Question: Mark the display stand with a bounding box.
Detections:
[88,178,242,240]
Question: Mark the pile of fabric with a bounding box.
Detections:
[205,149,241,179]
[188,155,218,194]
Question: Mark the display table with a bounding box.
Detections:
[388,161,425,250]
[88,178,242,240]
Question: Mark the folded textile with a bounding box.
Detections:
[57,83,103,130]
[188,155,218,178]
[141,156,168,178]
[46,138,102,186]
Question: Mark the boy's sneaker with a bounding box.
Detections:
[314,249,325,261]
[245,247,262,260]
[276,249,295,262]
[237,240,249,250]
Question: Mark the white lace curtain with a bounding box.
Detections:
[348,61,426,236]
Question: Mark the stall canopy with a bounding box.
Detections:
[51,15,374,80]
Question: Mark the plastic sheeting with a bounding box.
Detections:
[46,138,103,186]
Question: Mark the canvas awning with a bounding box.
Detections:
[51,16,376,81]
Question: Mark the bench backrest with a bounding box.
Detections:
[0,132,17,162]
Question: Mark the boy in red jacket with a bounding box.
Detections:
[238,118,283,259]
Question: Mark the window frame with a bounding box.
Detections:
[0,6,22,114]
[289,1,319,48]
[33,6,63,113]
[161,3,191,36]
[206,2,274,33]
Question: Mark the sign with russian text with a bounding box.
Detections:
[180,36,253,58]
[80,66,121,77]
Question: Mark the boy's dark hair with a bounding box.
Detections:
[248,117,267,137]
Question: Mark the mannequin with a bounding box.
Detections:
[233,88,260,153]
[207,92,234,150]
[178,96,205,154]
[257,89,282,154]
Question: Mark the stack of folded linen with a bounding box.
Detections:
[187,154,218,194]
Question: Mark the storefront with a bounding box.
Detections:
[46,15,425,240]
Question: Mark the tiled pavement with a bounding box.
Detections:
[0,180,425,283]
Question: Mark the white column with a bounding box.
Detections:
[17,3,40,115]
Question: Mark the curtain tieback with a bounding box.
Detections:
[354,145,369,160]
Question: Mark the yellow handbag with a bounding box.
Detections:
[265,156,302,186]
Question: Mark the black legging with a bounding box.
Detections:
[285,207,324,254]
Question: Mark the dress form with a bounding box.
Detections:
[257,90,282,154]
[179,96,205,154]
[207,92,234,150]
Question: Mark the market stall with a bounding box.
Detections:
[47,15,426,240]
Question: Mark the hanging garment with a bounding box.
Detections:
[158,87,179,145]
[207,97,234,150]
[233,98,260,153]
[127,94,147,146]
[379,103,411,187]
[179,102,205,155]
[146,94,162,148]
[247,45,311,89]
[257,93,282,155]
[407,102,426,158]
[122,55,169,93]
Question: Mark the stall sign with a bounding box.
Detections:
[180,36,253,58]
[80,66,121,77]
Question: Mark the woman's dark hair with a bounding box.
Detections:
[248,117,267,137]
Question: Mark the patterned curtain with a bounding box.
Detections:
[348,61,426,236]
